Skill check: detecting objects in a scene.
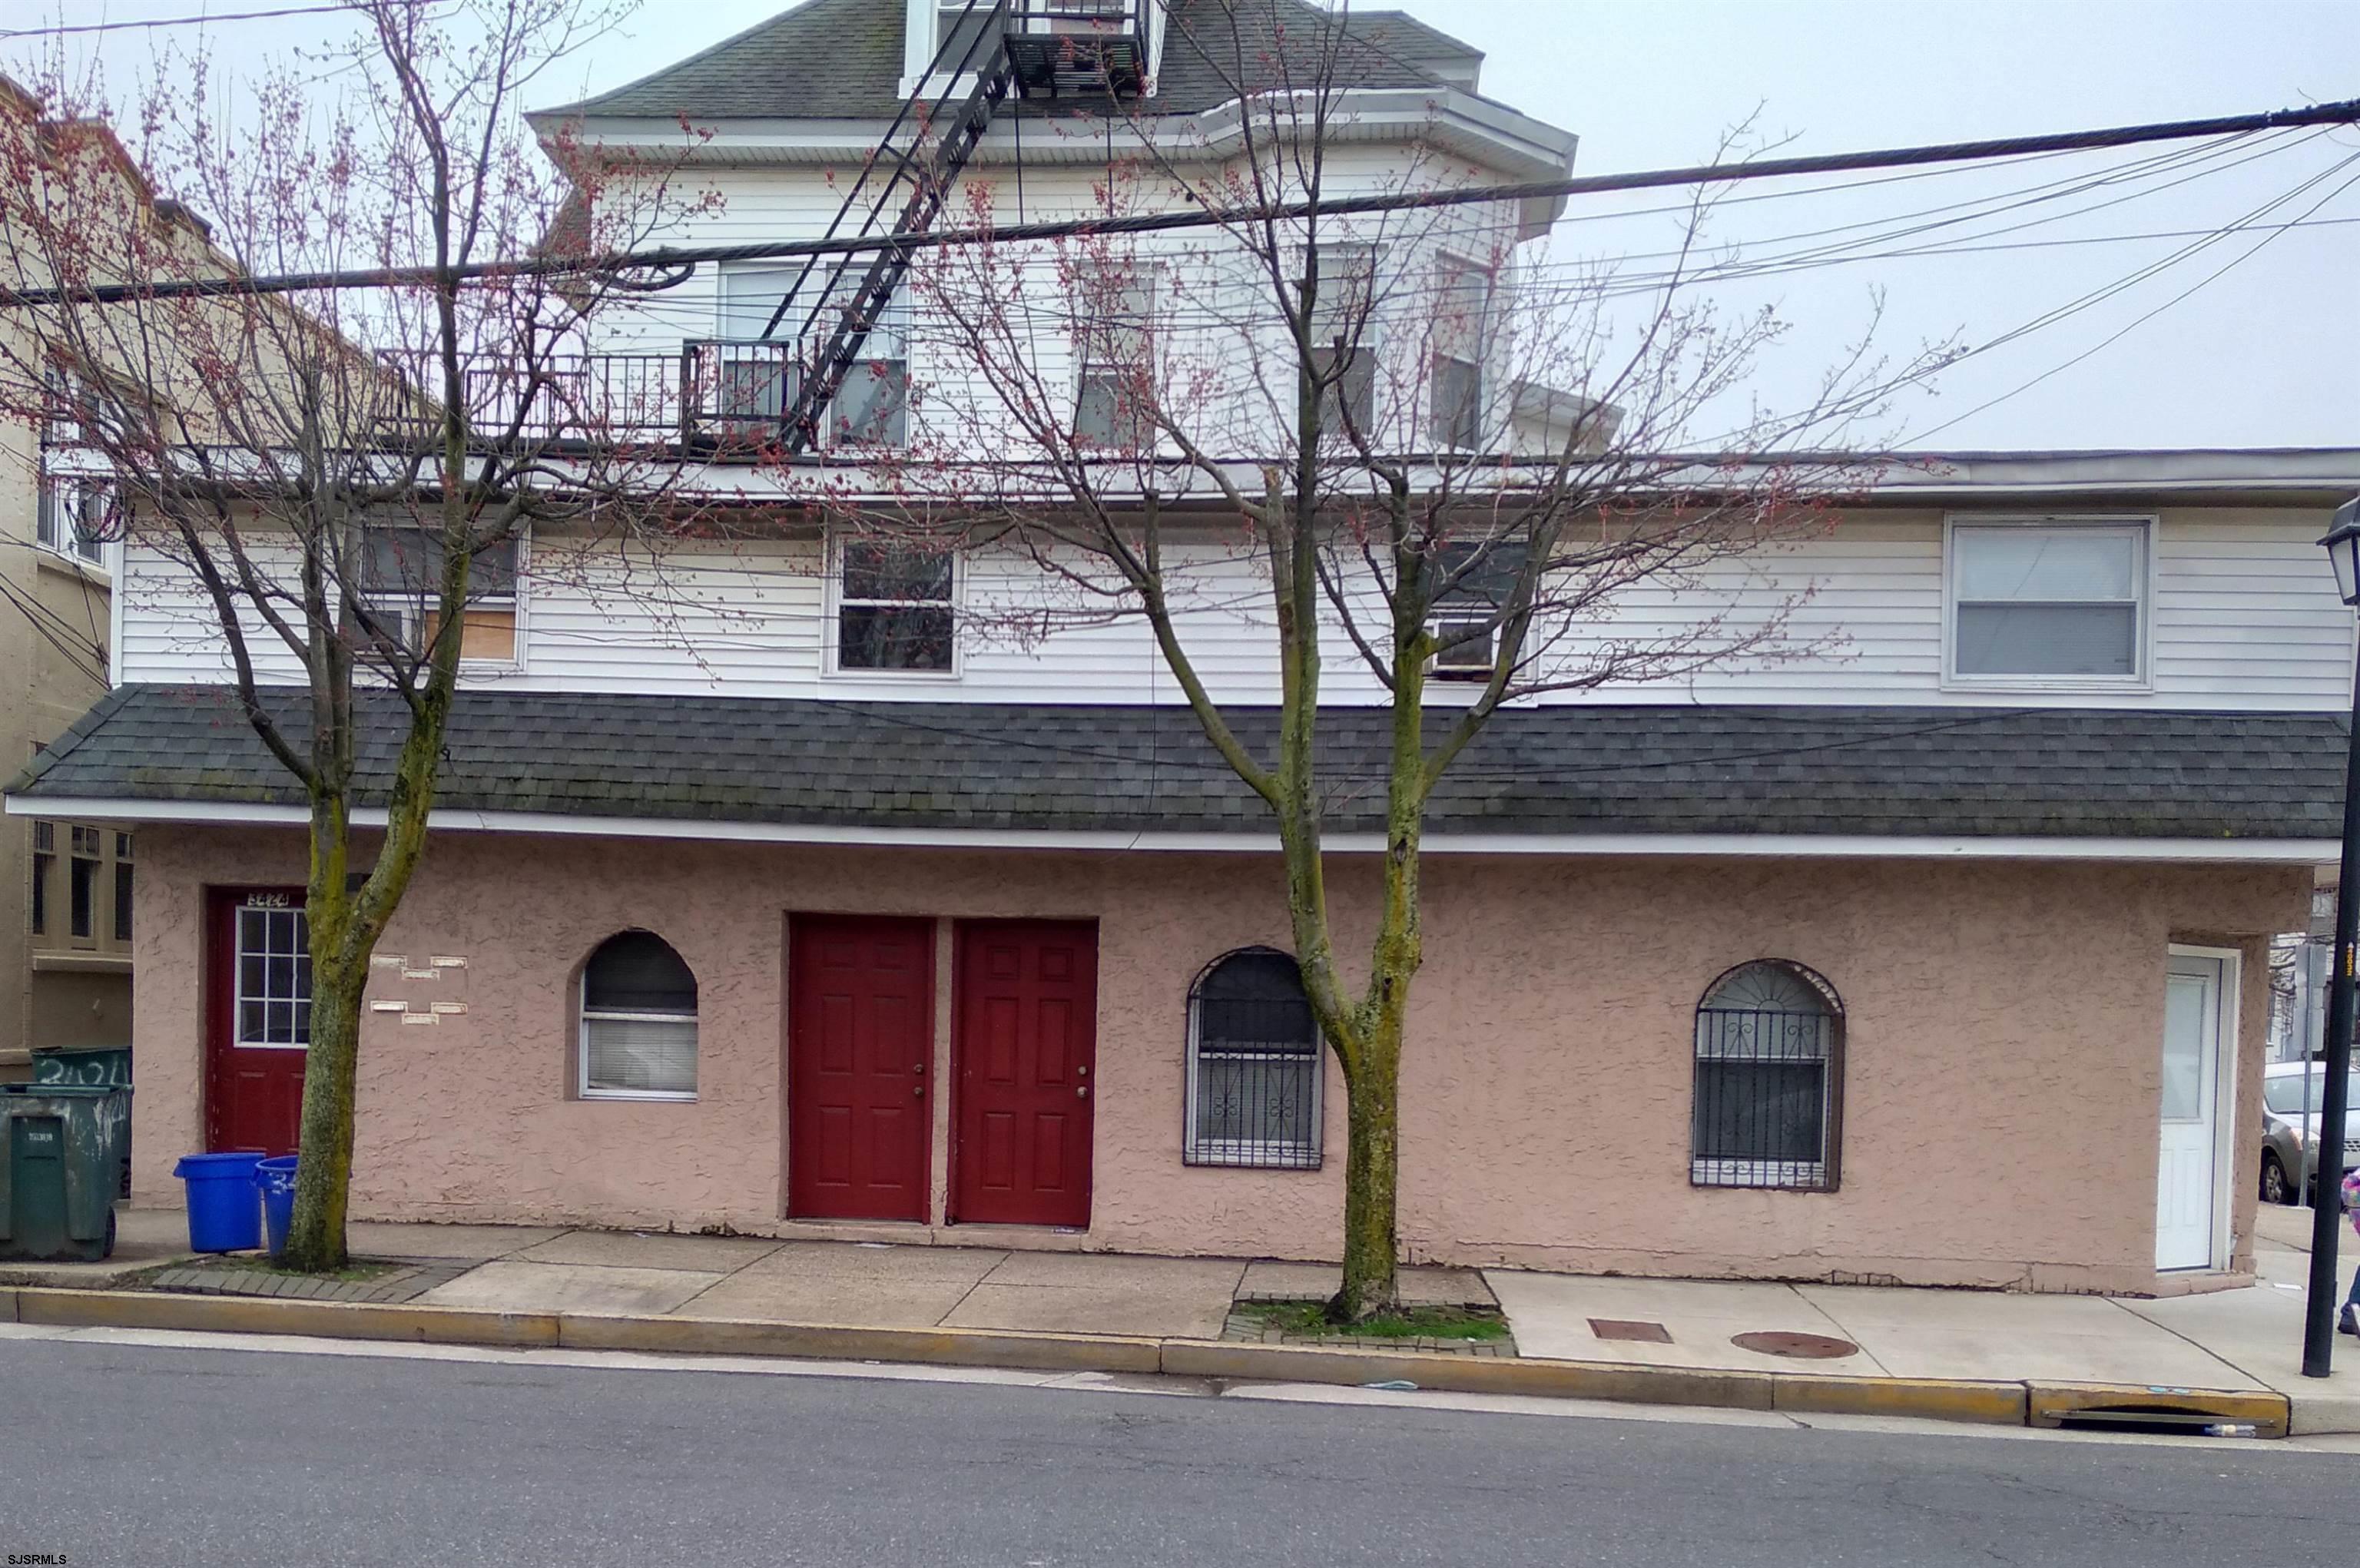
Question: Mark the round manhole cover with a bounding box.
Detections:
[1731,1331,1860,1360]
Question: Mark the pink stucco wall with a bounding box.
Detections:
[128,826,2305,1294]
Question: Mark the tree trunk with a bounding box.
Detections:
[278,939,363,1271]
[1333,1013,1403,1321]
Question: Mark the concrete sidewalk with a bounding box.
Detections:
[7,1206,2355,1434]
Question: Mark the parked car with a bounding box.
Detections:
[2262,1110,2305,1205]
[2262,1061,2360,1201]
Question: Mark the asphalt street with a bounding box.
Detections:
[0,1334,2350,1567]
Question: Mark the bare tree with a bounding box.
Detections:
[823,2,1954,1318]
[0,0,717,1269]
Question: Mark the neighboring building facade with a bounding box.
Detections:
[5,4,2352,1296]
[0,76,130,1080]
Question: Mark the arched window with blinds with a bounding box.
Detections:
[578,930,699,1102]
[1185,947,1322,1169]
[1692,960,1844,1192]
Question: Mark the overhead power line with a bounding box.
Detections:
[6,96,2359,307]
[0,2,436,40]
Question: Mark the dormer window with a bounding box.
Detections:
[936,2,998,67]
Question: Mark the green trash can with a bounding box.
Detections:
[0,1084,131,1261]
[29,1047,133,1198]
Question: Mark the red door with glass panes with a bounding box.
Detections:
[951,921,1098,1228]
[787,916,936,1222]
[205,889,311,1155]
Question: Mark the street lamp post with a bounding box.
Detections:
[2305,498,2360,1378]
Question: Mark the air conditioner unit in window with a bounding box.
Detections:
[1429,615,1494,679]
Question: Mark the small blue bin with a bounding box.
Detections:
[257,1156,299,1258]
[172,1152,263,1252]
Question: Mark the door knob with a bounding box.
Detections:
[913,1084,926,1097]
[1076,1086,1089,1099]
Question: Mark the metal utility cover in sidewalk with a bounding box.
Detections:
[1589,1318,1673,1344]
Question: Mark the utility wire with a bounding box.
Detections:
[0,2,438,38]
[8,97,2359,307]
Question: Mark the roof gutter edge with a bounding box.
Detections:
[2,794,2336,864]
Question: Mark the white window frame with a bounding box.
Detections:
[1182,950,1324,1170]
[577,938,699,1103]
[35,476,109,567]
[824,529,963,679]
[577,1008,699,1102]
[1073,257,1161,452]
[1303,240,1381,441]
[1428,250,1498,453]
[1941,514,2155,693]
[234,899,313,1052]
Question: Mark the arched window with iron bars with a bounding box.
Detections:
[1691,960,1845,1192]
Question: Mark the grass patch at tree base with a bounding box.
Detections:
[174,1254,407,1285]
[1235,1299,1511,1341]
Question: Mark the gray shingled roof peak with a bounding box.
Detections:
[540,0,1453,124]
[6,685,2346,844]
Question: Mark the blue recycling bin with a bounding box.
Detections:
[172,1152,263,1252]
[257,1156,299,1258]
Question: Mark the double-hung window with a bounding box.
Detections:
[35,477,108,565]
[358,526,521,664]
[1305,242,1377,437]
[1075,262,1155,450]
[1947,518,2149,685]
[1429,254,1496,452]
[1427,539,1526,680]
[834,535,957,673]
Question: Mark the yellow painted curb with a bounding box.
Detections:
[2025,1381,2290,1439]
[1161,1341,1782,1411]
[0,1288,17,1324]
[14,1287,560,1349]
[1772,1373,2026,1426]
[559,1313,1163,1374]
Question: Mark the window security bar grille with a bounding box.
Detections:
[1691,1004,1836,1191]
[1188,978,1321,1170]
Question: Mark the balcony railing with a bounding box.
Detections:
[353,342,892,452]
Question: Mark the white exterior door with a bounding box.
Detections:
[2155,952,2230,1271]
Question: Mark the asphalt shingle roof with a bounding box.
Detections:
[546,0,1450,122]
[7,685,2346,842]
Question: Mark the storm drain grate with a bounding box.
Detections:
[1588,1318,1673,1344]
[1729,1331,1861,1359]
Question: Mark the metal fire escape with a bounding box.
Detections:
[753,0,1145,455]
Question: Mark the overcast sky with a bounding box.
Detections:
[21,0,2360,452]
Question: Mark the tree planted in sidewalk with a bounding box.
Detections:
[0,0,714,1269]
[830,2,1951,1319]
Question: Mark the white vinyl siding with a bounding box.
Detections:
[113,511,2356,712]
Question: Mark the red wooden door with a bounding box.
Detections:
[205,889,311,1155]
[787,916,936,1222]
[952,921,1098,1228]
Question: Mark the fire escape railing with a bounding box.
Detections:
[725,0,1145,456]
[749,0,1019,455]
